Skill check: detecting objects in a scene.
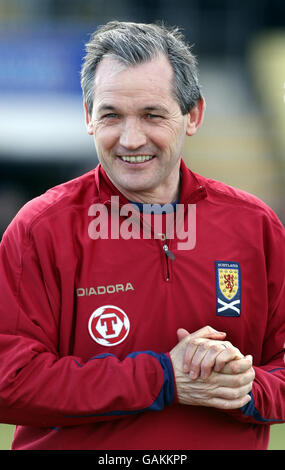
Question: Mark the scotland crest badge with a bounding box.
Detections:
[215,261,241,317]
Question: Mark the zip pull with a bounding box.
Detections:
[163,244,176,260]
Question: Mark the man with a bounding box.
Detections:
[0,21,284,450]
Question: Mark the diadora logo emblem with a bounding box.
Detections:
[88,305,130,346]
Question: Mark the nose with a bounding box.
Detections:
[119,117,147,150]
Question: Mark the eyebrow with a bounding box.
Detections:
[97,104,169,114]
[97,105,117,113]
[142,105,169,114]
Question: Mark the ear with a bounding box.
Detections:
[185,97,205,137]
[84,102,94,135]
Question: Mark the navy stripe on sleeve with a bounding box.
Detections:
[126,351,175,410]
[67,351,175,419]
[240,391,283,423]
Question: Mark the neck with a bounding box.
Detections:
[117,177,180,205]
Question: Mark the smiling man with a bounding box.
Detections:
[0,21,284,451]
[85,53,203,204]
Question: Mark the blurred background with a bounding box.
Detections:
[0,0,284,450]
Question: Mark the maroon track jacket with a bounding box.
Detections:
[0,160,284,450]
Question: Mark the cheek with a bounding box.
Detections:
[152,118,185,145]
[147,126,172,150]
[94,126,119,153]
[150,128,181,154]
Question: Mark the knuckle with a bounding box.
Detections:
[205,325,213,332]
[191,338,205,350]
[230,362,238,374]
[231,361,241,374]
[201,364,211,375]
[184,336,193,346]
[210,343,220,353]
[203,325,215,336]
[192,338,202,346]
[199,341,209,351]
[184,340,195,351]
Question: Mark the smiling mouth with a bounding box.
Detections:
[119,155,155,163]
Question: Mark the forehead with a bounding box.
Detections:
[93,54,176,110]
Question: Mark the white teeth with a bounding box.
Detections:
[121,155,154,163]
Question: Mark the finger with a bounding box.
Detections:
[213,381,253,401]
[182,338,205,373]
[210,367,255,388]
[184,339,235,378]
[177,326,226,344]
[199,345,241,380]
[206,393,252,410]
[189,340,223,379]
[213,346,244,373]
[177,328,191,342]
[220,355,253,375]
[188,326,227,341]
[187,341,210,378]
[189,341,243,380]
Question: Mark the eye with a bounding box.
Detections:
[146,113,163,119]
[103,113,119,119]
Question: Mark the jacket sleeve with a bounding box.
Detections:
[228,210,285,425]
[0,210,175,428]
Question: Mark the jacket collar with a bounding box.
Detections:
[179,159,207,204]
[94,158,207,205]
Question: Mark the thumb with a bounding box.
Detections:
[177,325,226,343]
[177,328,190,342]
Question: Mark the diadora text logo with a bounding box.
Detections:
[77,282,134,297]
[88,305,130,346]
[88,196,196,250]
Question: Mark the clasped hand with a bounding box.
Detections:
[169,326,255,410]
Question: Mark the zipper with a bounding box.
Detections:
[104,199,176,281]
[162,242,175,281]
[163,243,176,261]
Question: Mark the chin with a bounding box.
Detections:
[117,178,156,192]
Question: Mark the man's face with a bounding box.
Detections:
[85,54,203,202]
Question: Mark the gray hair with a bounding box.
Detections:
[81,21,202,116]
